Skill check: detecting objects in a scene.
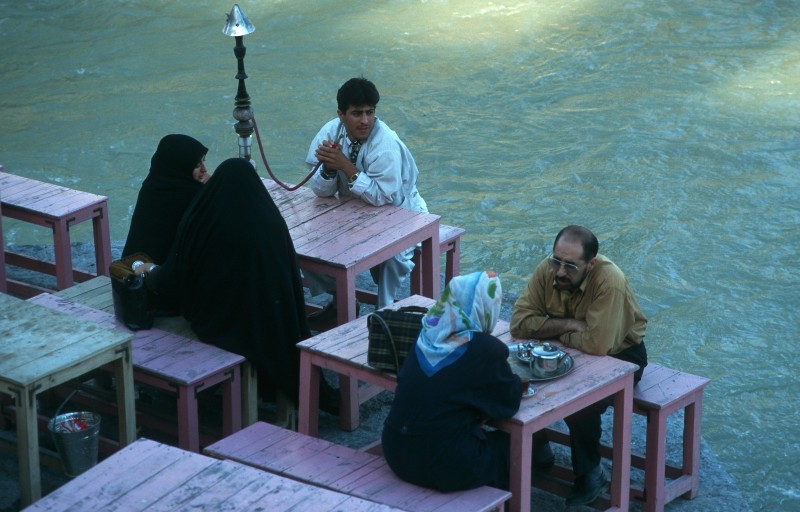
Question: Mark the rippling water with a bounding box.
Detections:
[2,1,799,509]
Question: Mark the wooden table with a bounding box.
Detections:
[495,349,636,512]
[22,438,406,511]
[296,295,638,512]
[0,292,136,507]
[264,179,441,324]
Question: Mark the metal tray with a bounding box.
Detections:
[508,343,575,382]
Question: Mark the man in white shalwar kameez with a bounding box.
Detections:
[305,77,428,314]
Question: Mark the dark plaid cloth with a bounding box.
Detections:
[367,306,428,372]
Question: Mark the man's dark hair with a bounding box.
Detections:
[554,225,599,262]
[337,77,380,113]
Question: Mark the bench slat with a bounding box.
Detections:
[0,172,107,217]
[204,421,509,512]
[635,364,710,410]
[106,448,218,510]
[28,294,244,384]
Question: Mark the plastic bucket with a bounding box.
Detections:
[47,411,101,477]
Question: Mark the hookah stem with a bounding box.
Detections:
[253,116,318,191]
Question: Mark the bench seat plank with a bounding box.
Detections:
[0,173,107,218]
[635,365,709,410]
[205,421,510,512]
[28,294,244,385]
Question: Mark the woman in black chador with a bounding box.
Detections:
[123,134,209,264]
[138,157,311,406]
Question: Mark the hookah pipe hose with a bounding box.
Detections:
[253,116,325,191]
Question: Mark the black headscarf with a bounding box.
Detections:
[122,134,208,263]
[149,157,310,404]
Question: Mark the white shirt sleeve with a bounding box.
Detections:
[307,119,344,197]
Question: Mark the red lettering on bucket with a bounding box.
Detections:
[56,419,90,433]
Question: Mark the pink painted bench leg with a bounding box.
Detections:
[643,397,669,512]
[682,394,704,499]
[0,198,6,294]
[91,203,113,278]
[52,216,74,290]
[176,384,201,452]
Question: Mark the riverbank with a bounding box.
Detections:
[0,243,752,511]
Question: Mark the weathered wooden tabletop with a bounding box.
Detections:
[0,292,136,506]
[22,438,405,511]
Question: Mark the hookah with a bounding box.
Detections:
[223,5,321,191]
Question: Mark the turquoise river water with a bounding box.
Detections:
[1,1,798,509]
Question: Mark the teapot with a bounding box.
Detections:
[530,342,567,376]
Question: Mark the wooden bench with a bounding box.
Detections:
[204,421,511,512]
[28,292,251,453]
[355,223,465,306]
[545,363,710,512]
[0,171,112,298]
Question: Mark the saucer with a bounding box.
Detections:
[521,384,536,398]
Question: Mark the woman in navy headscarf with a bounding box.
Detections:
[381,271,521,491]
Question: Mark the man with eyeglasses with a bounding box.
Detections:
[510,225,648,507]
[305,77,428,324]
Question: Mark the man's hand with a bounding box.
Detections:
[531,318,586,340]
[316,140,357,179]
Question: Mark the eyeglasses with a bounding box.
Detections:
[547,254,581,274]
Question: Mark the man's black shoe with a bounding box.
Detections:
[565,464,607,506]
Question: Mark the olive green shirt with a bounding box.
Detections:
[510,255,647,356]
